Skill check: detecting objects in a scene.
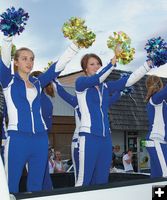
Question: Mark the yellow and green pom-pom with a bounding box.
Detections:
[62,17,96,48]
[107,31,135,65]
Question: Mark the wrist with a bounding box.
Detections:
[144,61,152,71]
[70,42,80,53]
[3,36,13,42]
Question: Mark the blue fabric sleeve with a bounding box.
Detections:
[152,85,167,104]
[38,62,61,88]
[0,58,12,88]
[108,91,121,107]
[106,76,129,94]
[75,63,113,92]
[53,81,77,108]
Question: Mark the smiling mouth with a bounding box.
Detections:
[26,66,32,69]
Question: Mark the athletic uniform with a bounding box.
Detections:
[145,85,167,178]
[75,62,151,186]
[54,80,121,184]
[0,36,79,192]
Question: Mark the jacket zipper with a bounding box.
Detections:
[24,80,36,134]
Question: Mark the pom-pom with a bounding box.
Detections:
[0,7,29,36]
[145,37,167,67]
[107,31,135,65]
[62,17,96,48]
[120,72,134,95]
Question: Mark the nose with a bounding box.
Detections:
[95,64,100,70]
[27,59,33,66]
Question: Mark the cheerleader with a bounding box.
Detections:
[54,80,122,185]
[0,35,79,193]
[145,75,167,178]
[75,53,152,186]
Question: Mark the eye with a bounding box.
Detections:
[30,57,34,62]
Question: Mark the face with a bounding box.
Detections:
[55,151,61,160]
[114,146,120,153]
[15,50,34,75]
[86,57,101,76]
[128,151,133,157]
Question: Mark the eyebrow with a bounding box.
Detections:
[20,56,34,59]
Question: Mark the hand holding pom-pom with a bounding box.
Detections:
[107,31,135,65]
[62,17,96,48]
[0,7,29,36]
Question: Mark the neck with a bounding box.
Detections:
[18,71,29,81]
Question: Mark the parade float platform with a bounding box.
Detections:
[13,173,167,200]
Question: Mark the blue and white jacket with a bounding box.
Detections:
[0,37,79,134]
[75,62,151,137]
[54,80,121,139]
[146,85,167,142]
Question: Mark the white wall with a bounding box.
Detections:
[52,86,75,116]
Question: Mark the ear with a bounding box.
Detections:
[14,60,18,67]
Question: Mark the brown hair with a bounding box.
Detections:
[81,53,102,74]
[30,71,55,97]
[145,75,163,102]
[14,47,35,72]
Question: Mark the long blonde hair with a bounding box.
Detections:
[14,47,35,72]
[145,75,163,102]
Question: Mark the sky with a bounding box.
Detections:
[0,0,167,77]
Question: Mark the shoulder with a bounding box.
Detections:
[76,76,86,83]
[75,76,87,91]
[123,154,128,159]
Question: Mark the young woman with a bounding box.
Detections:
[145,75,167,178]
[75,53,152,186]
[0,35,79,193]
[54,79,125,185]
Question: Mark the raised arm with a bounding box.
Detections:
[53,80,77,108]
[125,61,152,87]
[0,36,13,87]
[1,36,12,67]
[38,43,79,88]
[106,61,152,94]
